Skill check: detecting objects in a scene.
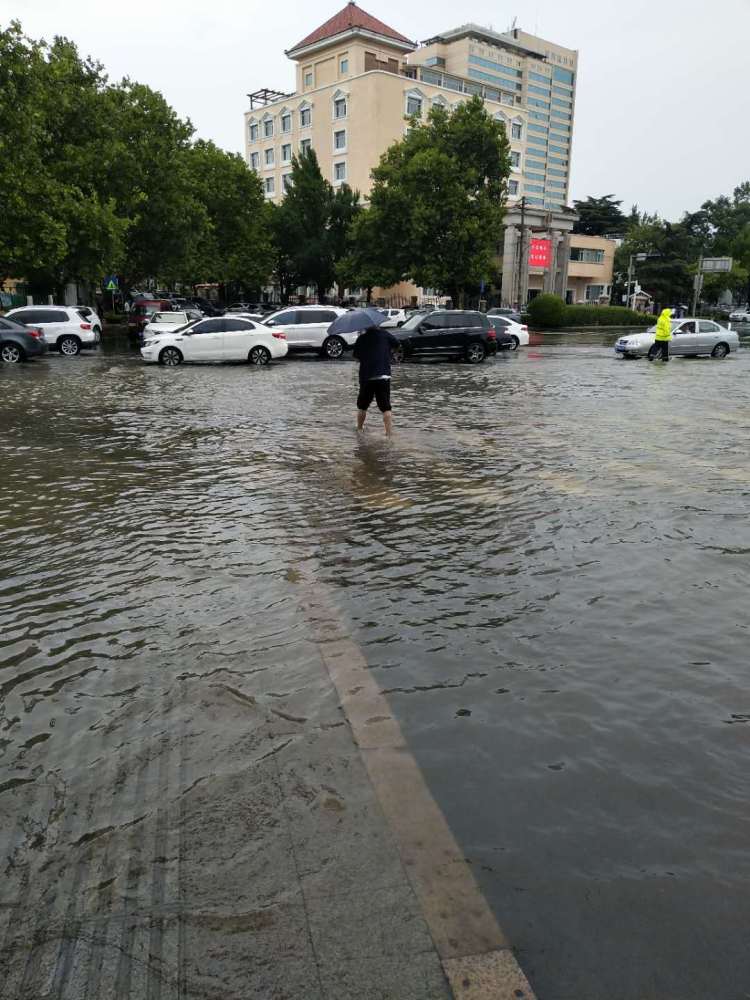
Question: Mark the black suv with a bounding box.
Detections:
[392,310,496,364]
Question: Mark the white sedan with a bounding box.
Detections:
[379,308,407,328]
[142,310,202,340]
[140,316,288,366]
[729,307,750,322]
[487,314,530,349]
[614,318,739,359]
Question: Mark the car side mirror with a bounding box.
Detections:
[266,319,275,327]
[396,320,404,328]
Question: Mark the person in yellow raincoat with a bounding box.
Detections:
[651,307,673,362]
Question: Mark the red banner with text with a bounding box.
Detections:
[529,238,552,269]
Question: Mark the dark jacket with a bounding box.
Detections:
[353,326,398,384]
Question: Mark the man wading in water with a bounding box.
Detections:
[353,325,399,437]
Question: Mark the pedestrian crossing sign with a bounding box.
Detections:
[104,275,119,291]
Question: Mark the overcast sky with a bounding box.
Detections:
[6,0,750,218]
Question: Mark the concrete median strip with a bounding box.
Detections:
[299,575,537,1000]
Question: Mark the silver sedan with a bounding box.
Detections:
[615,319,739,359]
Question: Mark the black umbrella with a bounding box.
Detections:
[328,308,387,337]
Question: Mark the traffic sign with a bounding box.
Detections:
[701,257,733,273]
[104,274,119,290]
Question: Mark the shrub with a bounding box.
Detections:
[562,305,653,327]
[527,293,565,328]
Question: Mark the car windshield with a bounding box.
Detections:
[399,314,425,331]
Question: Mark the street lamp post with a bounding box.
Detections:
[626,253,649,310]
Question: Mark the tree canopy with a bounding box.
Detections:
[572,195,627,236]
[344,96,511,304]
[0,21,272,297]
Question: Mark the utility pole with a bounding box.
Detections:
[515,196,526,310]
[626,254,634,310]
[691,252,703,317]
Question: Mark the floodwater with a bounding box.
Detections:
[2,327,750,1000]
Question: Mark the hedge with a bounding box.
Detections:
[527,294,655,328]
[561,305,654,327]
[527,293,565,328]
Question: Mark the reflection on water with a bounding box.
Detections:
[2,334,750,999]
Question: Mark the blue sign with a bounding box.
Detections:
[104,275,119,291]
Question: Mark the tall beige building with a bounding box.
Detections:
[245,2,586,306]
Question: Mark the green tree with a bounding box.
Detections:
[357,95,510,305]
[572,194,627,236]
[185,140,272,293]
[281,149,336,298]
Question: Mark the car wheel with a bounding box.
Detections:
[59,335,81,356]
[93,325,102,337]
[321,336,346,360]
[465,341,486,364]
[1,342,24,364]
[509,335,520,351]
[647,344,661,361]
[159,346,183,366]
[711,342,729,358]
[249,345,271,366]
[391,344,405,363]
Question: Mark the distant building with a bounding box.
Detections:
[245,2,582,306]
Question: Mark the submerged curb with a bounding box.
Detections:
[299,573,537,1000]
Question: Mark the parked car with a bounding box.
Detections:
[488,307,524,325]
[127,299,172,338]
[487,315,529,350]
[142,310,202,339]
[140,315,288,366]
[391,310,496,364]
[262,305,349,358]
[0,315,48,363]
[191,296,221,317]
[614,318,739,359]
[77,305,103,336]
[225,301,262,314]
[729,307,750,322]
[379,308,407,328]
[6,305,100,356]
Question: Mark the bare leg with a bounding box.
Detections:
[357,409,367,431]
[383,411,393,437]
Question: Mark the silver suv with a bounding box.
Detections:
[263,305,349,358]
[6,305,100,356]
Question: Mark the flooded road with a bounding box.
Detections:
[2,329,750,999]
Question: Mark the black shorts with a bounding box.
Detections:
[357,379,392,412]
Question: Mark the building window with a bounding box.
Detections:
[508,179,519,196]
[282,143,292,163]
[524,171,545,182]
[334,97,347,119]
[304,70,313,87]
[249,122,259,142]
[585,285,605,301]
[340,57,349,74]
[300,107,312,127]
[263,118,274,138]
[264,176,275,195]
[250,152,260,171]
[300,138,311,154]
[510,151,521,169]
[264,148,274,167]
[282,174,293,193]
[511,121,522,139]
[334,161,346,182]
[334,129,346,150]
[527,158,546,171]
[571,248,605,263]
[406,95,423,116]
[281,112,292,133]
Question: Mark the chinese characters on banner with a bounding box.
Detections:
[529,238,552,269]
